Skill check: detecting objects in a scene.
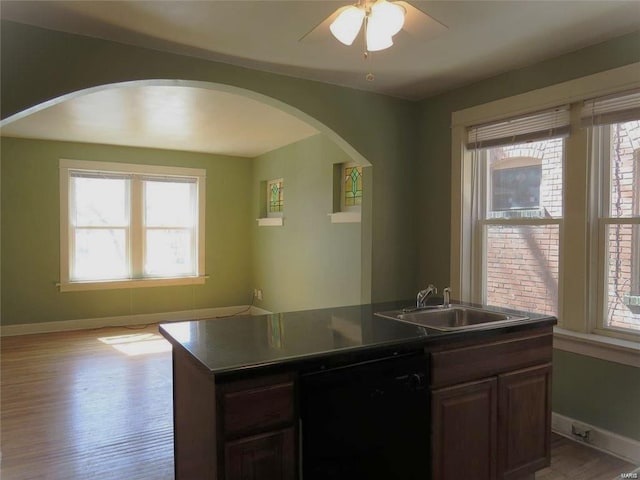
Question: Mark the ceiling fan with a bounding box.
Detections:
[300,0,447,53]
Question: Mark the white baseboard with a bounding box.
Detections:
[0,305,272,337]
[552,412,640,465]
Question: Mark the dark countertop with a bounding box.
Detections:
[159,301,556,377]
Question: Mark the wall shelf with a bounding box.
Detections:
[257,217,284,227]
[328,212,361,224]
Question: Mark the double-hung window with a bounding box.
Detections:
[60,160,206,291]
[584,90,640,337]
[466,107,569,317]
[452,67,640,351]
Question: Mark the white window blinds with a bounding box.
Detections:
[70,170,132,181]
[466,106,570,150]
[139,175,198,184]
[581,89,640,126]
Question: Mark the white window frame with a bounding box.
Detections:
[590,124,640,342]
[59,159,206,291]
[450,63,640,366]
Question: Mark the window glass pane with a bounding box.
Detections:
[72,229,127,280]
[604,224,640,332]
[492,166,541,210]
[486,138,563,219]
[72,177,127,226]
[485,225,559,316]
[344,166,363,207]
[609,121,640,218]
[145,180,195,227]
[145,229,194,277]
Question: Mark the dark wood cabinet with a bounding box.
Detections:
[430,327,553,480]
[171,346,297,480]
[498,364,552,480]
[168,322,553,480]
[225,428,296,480]
[219,375,297,480]
[432,378,498,480]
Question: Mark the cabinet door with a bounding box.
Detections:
[225,427,296,480]
[432,378,498,480]
[498,364,552,480]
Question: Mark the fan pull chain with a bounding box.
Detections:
[363,18,375,81]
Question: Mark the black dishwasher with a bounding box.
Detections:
[300,352,430,480]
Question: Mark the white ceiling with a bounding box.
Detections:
[0,85,319,157]
[1,0,638,156]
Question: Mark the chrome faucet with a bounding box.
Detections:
[443,287,451,308]
[416,284,437,308]
[416,285,452,309]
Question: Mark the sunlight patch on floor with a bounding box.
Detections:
[98,333,171,356]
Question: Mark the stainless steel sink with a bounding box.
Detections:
[375,306,528,331]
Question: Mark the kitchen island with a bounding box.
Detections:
[160,301,556,480]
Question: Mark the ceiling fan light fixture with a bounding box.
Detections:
[330,6,366,46]
[370,0,405,37]
[365,18,394,51]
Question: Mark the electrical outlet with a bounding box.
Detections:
[571,423,591,442]
[257,289,263,301]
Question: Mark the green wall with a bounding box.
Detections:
[553,350,640,441]
[0,20,418,305]
[416,31,640,442]
[252,135,362,313]
[2,18,639,442]
[1,137,253,324]
[1,134,364,324]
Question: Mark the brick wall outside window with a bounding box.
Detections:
[486,224,559,315]
[485,139,562,316]
[606,121,639,330]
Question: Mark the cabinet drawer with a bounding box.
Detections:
[225,427,296,480]
[431,329,552,388]
[223,381,295,437]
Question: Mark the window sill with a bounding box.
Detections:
[59,276,207,292]
[553,327,640,367]
[328,212,361,224]
[257,217,284,227]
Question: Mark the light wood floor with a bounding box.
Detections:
[1,324,637,480]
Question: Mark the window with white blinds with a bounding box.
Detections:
[466,106,571,150]
[455,76,640,343]
[466,107,566,317]
[581,89,640,126]
[59,159,206,291]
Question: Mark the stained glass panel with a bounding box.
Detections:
[344,166,363,207]
[268,179,284,214]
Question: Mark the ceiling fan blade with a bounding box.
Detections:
[396,1,448,41]
[299,5,351,43]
